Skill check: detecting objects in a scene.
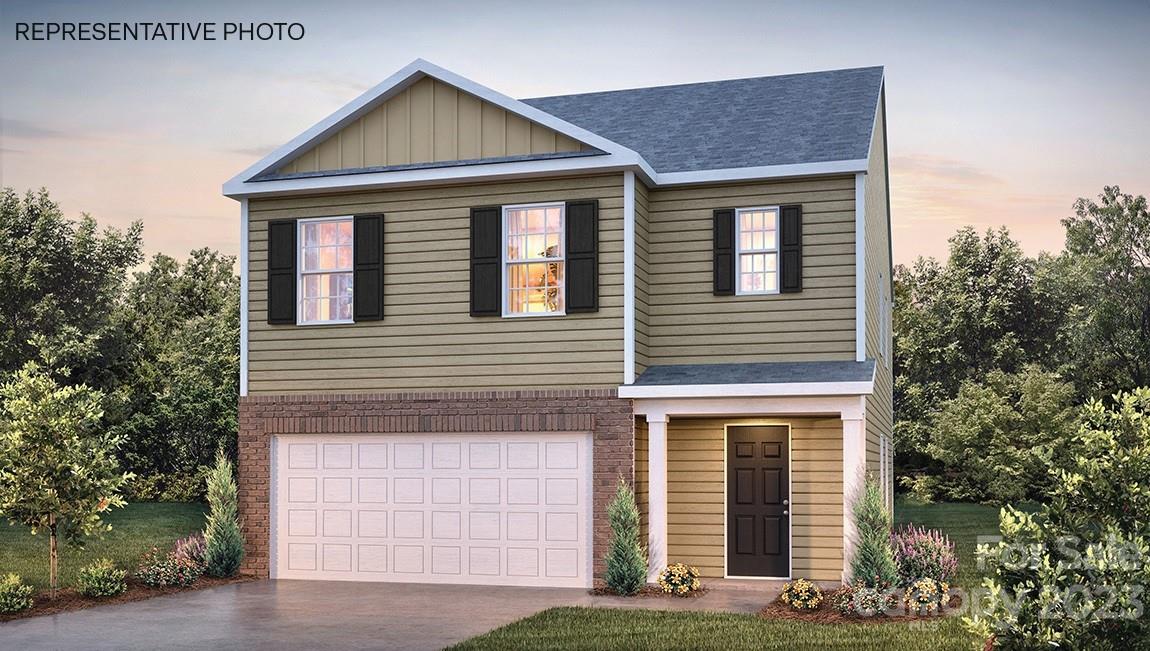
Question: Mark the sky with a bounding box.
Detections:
[1,0,1147,264]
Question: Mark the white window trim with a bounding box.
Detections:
[501,201,567,318]
[297,215,355,326]
[734,206,781,296]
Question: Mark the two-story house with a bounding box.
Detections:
[223,59,893,589]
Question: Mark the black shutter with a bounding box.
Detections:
[713,209,735,296]
[267,219,296,324]
[565,200,599,313]
[353,214,385,321]
[470,206,501,316]
[780,204,803,293]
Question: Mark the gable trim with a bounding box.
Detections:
[224,59,654,196]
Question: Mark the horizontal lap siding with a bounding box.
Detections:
[635,418,649,544]
[247,175,624,393]
[646,178,857,364]
[863,96,893,487]
[665,417,844,582]
[634,180,651,377]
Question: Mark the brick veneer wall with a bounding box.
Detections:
[237,389,635,578]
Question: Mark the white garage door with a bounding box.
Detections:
[272,433,592,587]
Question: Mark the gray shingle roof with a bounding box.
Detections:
[523,67,883,174]
[633,361,875,386]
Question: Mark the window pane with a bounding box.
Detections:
[545,234,561,257]
[526,235,545,259]
[546,207,561,232]
[319,222,337,245]
[337,245,353,269]
[764,272,778,292]
[764,210,777,230]
[302,298,318,322]
[764,253,777,272]
[337,221,353,245]
[763,231,777,250]
[303,223,319,246]
[303,248,319,271]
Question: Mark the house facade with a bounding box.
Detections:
[224,60,893,588]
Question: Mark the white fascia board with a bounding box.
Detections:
[223,58,655,197]
[656,159,868,186]
[618,381,874,399]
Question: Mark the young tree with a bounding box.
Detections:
[605,478,647,595]
[203,450,244,577]
[0,363,131,598]
[850,477,898,587]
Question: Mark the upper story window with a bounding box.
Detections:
[736,207,780,295]
[299,217,354,324]
[504,203,565,316]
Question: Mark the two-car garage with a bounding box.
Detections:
[272,433,593,587]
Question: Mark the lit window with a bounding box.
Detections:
[736,207,779,294]
[504,203,564,316]
[299,217,353,323]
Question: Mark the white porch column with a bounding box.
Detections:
[646,413,669,581]
[841,404,867,583]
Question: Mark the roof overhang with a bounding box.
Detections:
[618,380,874,399]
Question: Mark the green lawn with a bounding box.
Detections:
[450,606,977,650]
[453,500,1003,650]
[0,502,207,589]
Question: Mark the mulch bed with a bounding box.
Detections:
[0,574,259,623]
[760,588,962,624]
[590,584,710,599]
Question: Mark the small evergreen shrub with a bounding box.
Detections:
[203,450,244,577]
[850,476,899,587]
[904,577,949,615]
[831,580,899,617]
[657,563,701,596]
[780,578,823,611]
[75,559,127,598]
[0,574,34,613]
[604,478,647,596]
[136,547,202,587]
[172,532,207,570]
[890,525,957,586]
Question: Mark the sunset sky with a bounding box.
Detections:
[2,0,1147,264]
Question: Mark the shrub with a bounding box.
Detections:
[604,478,647,596]
[172,532,207,570]
[75,559,127,598]
[0,574,34,613]
[780,578,823,611]
[850,476,898,587]
[831,580,899,617]
[904,577,949,615]
[136,547,202,587]
[890,525,958,586]
[203,450,244,577]
[657,563,701,597]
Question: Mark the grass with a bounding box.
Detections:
[452,500,1004,650]
[449,606,977,650]
[0,502,207,589]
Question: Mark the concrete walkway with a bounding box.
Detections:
[2,580,776,651]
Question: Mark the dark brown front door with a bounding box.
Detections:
[726,425,790,577]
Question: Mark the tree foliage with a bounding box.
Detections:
[850,477,898,587]
[203,450,244,577]
[605,478,647,595]
[0,363,132,596]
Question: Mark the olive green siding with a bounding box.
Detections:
[634,179,651,378]
[246,174,624,394]
[634,417,844,582]
[645,178,857,365]
[862,94,893,497]
[277,76,588,175]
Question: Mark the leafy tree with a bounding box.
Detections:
[115,250,239,487]
[967,389,1150,649]
[850,477,898,587]
[605,478,647,595]
[1060,186,1150,398]
[906,366,1079,504]
[203,449,244,577]
[0,363,132,598]
[0,188,142,388]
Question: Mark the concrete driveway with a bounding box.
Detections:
[0,580,770,651]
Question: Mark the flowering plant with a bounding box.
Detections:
[831,580,899,617]
[780,578,823,610]
[890,525,957,586]
[657,563,701,596]
[136,547,202,587]
[904,577,949,615]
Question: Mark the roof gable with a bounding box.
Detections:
[274,76,594,177]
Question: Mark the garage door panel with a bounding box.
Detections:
[274,433,591,587]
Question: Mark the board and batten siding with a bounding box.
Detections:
[634,417,844,582]
[645,178,857,364]
[862,93,894,499]
[277,76,588,175]
[246,174,624,394]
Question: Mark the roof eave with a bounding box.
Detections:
[618,380,875,399]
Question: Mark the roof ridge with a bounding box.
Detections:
[521,65,883,101]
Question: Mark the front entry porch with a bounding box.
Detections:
[631,395,868,585]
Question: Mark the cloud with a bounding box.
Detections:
[0,118,75,141]
[227,144,279,158]
[890,154,1004,187]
